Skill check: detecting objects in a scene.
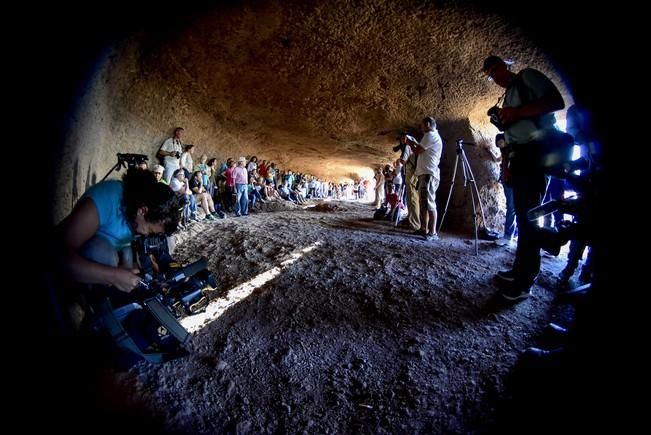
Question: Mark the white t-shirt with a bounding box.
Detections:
[160,138,183,167]
[415,130,443,178]
[180,152,193,172]
[170,177,185,193]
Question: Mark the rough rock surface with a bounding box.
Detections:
[52,0,570,233]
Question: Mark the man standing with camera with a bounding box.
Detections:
[482,55,565,301]
[396,133,420,231]
[404,116,443,241]
[158,127,184,183]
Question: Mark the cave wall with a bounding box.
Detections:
[53,0,571,232]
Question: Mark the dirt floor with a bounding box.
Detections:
[112,200,576,434]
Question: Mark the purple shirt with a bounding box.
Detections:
[233,166,248,185]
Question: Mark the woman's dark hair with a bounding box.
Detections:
[122,168,181,235]
[207,158,217,167]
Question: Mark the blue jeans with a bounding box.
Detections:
[235,184,249,215]
[502,181,517,239]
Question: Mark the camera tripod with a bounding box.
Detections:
[438,139,489,255]
[100,153,149,182]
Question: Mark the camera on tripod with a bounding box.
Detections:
[117,153,148,168]
[487,106,505,131]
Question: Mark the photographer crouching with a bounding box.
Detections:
[58,168,181,293]
[482,55,565,301]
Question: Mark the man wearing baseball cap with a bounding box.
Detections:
[482,55,565,301]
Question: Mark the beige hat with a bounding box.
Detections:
[238,156,247,163]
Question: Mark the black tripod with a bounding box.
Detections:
[438,139,489,255]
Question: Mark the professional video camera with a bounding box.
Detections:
[117,153,148,168]
[89,235,218,364]
[131,234,217,317]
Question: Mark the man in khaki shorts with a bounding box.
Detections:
[405,116,443,241]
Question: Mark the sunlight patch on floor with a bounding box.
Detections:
[181,241,322,333]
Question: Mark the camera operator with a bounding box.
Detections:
[395,132,420,231]
[57,168,181,293]
[403,116,443,241]
[157,127,184,184]
[482,55,565,300]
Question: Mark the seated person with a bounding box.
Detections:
[189,171,220,220]
[170,168,200,221]
[152,164,168,184]
[383,183,403,220]
[277,184,296,202]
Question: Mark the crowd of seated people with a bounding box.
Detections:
[145,129,375,233]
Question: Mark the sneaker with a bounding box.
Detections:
[500,284,532,301]
[494,238,509,247]
[496,269,516,282]
[424,233,440,241]
[205,214,217,221]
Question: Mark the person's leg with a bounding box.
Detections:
[405,164,420,230]
[234,185,242,216]
[503,183,517,239]
[163,164,177,184]
[429,176,440,235]
[579,246,594,283]
[188,194,198,219]
[561,239,586,281]
[207,194,215,213]
[240,185,249,215]
[511,155,547,287]
[418,175,430,233]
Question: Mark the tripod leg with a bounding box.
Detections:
[468,177,479,255]
[438,154,459,233]
[462,151,489,231]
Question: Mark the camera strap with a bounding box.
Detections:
[495,91,506,108]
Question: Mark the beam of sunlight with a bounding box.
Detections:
[180,241,322,333]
